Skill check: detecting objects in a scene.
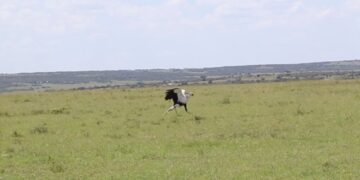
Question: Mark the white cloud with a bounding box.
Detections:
[0,0,359,35]
[317,9,332,18]
[0,0,360,73]
[347,0,360,9]
[168,0,187,6]
[287,0,303,13]
[0,0,97,34]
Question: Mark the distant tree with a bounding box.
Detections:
[200,75,207,81]
[137,81,145,87]
[181,81,188,85]
[237,76,242,81]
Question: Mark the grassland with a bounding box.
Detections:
[1,80,360,179]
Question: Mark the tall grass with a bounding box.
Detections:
[1,80,360,179]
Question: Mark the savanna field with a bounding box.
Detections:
[1,80,360,179]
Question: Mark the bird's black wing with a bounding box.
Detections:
[165,88,179,104]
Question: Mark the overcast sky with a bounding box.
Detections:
[1,0,360,73]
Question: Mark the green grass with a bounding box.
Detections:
[1,80,360,179]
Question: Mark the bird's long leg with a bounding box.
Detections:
[183,104,193,115]
[164,106,173,116]
[166,104,179,113]
[166,105,175,112]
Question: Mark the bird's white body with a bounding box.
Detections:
[178,89,187,104]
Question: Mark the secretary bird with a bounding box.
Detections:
[165,88,194,113]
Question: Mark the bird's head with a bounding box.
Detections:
[187,92,194,97]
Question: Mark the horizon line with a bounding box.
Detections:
[1,59,359,75]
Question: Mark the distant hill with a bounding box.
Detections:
[201,60,360,75]
[1,60,360,92]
